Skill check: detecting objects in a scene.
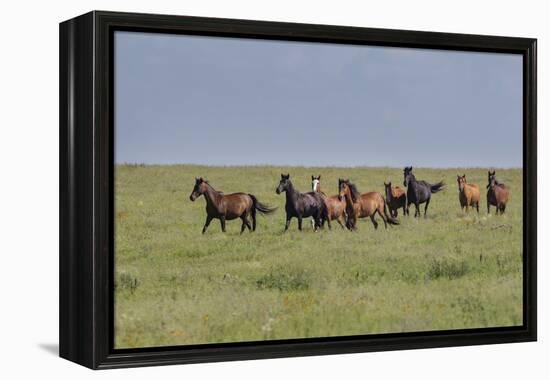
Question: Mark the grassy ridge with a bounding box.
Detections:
[114,165,523,348]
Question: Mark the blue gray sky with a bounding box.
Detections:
[114,31,522,168]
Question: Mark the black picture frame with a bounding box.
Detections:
[59,10,537,369]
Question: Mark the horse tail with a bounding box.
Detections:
[430,181,445,193]
[249,194,277,215]
[382,197,399,225]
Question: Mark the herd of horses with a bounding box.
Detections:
[189,168,510,234]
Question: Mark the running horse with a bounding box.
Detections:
[403,166,445,218]
[276,174,327,231]
[311,175,347,229]
[486,170,509,215]
[457,174,480,213]
[383,181,407,217]
[338,179,398,230]
[189,177,276,234]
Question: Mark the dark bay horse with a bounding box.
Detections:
[457,174,480,213]
[487,171,509,215]
[384,181,407,217]
[311,175,347,229]
[403,166,445,218]
[189,177,276,234]
[338,179,398,230]
[276,174,327,231]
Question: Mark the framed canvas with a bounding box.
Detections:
[59,11,537,369]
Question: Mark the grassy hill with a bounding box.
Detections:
[114,165,523,348]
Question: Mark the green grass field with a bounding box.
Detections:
[114,165,523,349]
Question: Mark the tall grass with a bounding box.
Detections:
[114,165,523,348]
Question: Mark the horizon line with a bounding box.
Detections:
[115,162,523,170]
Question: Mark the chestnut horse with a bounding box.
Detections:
[384,181,406,217]
[338,179,398,230]
[189,177,276,234]
[486,171,509,215]
[457,174,480,213]
[311,175,347,229]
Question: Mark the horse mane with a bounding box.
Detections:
[348,182,361,202]
[203,181,224,196]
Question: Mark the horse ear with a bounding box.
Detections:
[463,174,466,178]
[311,175,314,180]
[318,175,321,179]
[410,166,413,171]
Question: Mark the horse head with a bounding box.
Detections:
[311,175,321,192]
[403,166,414,187]
[276,173,291,194]
[190,177,208,201]
[339,179,357,202]
[487,170,497,189]
[457,174,466,192]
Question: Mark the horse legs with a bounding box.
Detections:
[284,214,292,232]
[202,215,213,234]
[413,202,420,217]
[369,214,379,229]
[240,215,252,234]
[240,219,246,234]
[475,202,479,214]
[423,198,430,218]
[297,215,303,231]
[251,208,257,231]
[325,212,332,230]
[336,214,346,229]
[219,216,226,232]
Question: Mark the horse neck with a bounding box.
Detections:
[344,189,356,207]
[203,184,222,206]
[385,187,392,201]
[285,181,299,202]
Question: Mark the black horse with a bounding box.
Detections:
[403,166,445,217]
[276,174,327,231]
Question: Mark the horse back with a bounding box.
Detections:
[220,192,253,219]
[494,184,510,203]
[408,181,431,203]
[359,192,385,214]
